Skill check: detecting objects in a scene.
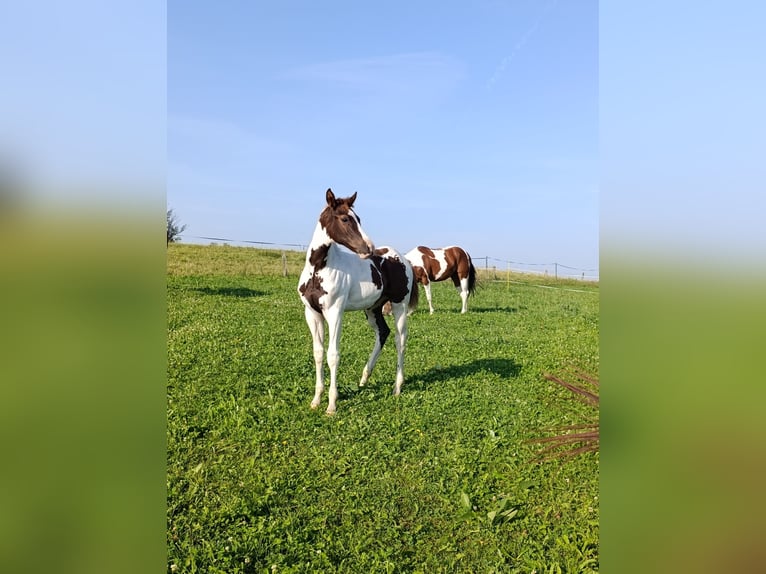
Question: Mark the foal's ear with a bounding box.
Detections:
[326,188,336,206]
[348,191,357,206]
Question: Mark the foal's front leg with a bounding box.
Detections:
[324,308,344,415]
[304,306,325,409]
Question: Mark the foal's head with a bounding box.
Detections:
[320,188,374,258]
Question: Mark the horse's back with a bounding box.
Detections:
[404,246,429,265]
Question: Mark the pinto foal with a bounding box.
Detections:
[298,189,418,414]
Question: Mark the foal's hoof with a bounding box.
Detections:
[325,408,336,417]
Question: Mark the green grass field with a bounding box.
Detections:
[167,243,599,573]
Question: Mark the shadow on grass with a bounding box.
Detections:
[406,357,521,391]
[191,286,266,298]
[467,306,519,314]
[411,306,518,315]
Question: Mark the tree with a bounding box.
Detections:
[167,208,187,245]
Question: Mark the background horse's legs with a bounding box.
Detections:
[459,277,470,313]
[324,308,344,415]
[391,302,409,395]
[304,306,325,409]
[451,273,469,313]
[423,281,435,314]
[360,307,390,387]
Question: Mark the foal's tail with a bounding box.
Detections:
[467,253,477,296]
[408,272,420,312]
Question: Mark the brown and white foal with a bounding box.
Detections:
[298,189,419,414]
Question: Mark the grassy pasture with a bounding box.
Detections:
[167,243,599,573]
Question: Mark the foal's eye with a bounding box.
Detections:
[340,216,350,223]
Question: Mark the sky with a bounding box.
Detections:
[2,2,762,279]
[167,1,599,278]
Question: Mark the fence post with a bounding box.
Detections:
[554,262,558,280]
[282,251,288,277]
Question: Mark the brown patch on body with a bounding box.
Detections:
[382,262,419,315]
[309,244,329,270]
[299,274,326,313]
[370,262,383,288]
[443,247,461,286]
[372,247,398,296]
[370,254,409,304]
[442,246,476,293]
[415,246,439,285]
[417,246,435,257]
[412,264,430,286]
[299,244,330,313]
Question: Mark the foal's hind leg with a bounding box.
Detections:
[390,302,409,395]
[359,307,391,387]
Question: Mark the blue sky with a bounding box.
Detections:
[3,2,762,278]
[168,1,599,278]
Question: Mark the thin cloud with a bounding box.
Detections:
[488,0,558,88]
[285,51,465,98]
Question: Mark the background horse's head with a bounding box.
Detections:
[320,188,374,258]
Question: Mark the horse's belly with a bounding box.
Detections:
[345,281,382,310]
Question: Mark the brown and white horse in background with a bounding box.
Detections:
[405,246,476,314]
[298,189,419,415]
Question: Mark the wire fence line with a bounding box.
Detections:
[476,256,599,281]
[186,235,306,249]
[499,280,598,294]
[180,235,599,281]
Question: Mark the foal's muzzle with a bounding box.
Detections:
[359,241,374,259]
